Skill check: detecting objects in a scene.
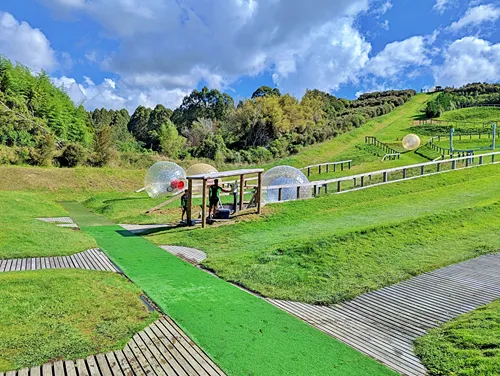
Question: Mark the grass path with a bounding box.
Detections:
[64,204,394,376]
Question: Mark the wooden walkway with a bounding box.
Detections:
[160,246,207,264]
[0,249,119,273]
[268,254,500,376]
[2,316,226,376]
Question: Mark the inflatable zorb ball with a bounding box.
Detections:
[402,134,421,151]
[144,162,186,199]
[186,163,218,177]
[263,166,312,203]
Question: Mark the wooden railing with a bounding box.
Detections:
[300,160,352,177]
[263,152,500,203]
[365,136,401,159]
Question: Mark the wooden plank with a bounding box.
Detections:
[113,350,134,376]
[105,352,124,376]
[80,251,97,270]
[125,341,154,376]
[132,334,173,375]
[18,369,29,376]
[64,361,77,376]
[42,363,52,376]
[76,358,89,376]
[159,317,224,376]
[21,258,27,271]
[86,356,101,376]
[149,322,207,376]
[88,250,108,271]
[142,326,190,376]
[187,169,263,180]
[53,360,65,376]
[30,366,41,376]
[0,259,7,272]
[122,345,146,376]
[95,353,113,376]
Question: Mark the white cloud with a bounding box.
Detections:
[52,75,190,112]
[434,0,452,14]
[434,37,500,87]
[366,36,432,78]
[0,11,56,71]
[449,4,500,31]
[376,1,393,15]
[40,0,372,100]
[380,20,390,30]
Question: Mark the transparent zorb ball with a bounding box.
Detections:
[402,134,421,151]
[144,162,186,199]
[186,164,219,193]
[263,166,312,203]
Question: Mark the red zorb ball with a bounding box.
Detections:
[177,181,185,190]
[170,180,179,189]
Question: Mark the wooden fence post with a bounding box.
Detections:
[383,172,388,183]
[296,186,301,200]
[337,181,342,193]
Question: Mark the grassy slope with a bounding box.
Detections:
[438,107,500,123]
[0,192,97,259]
[414,299,500,376]
[148,165,500,304]
[0,269,158,371]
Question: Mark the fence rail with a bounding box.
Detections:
[413,118,500,127]
[263,152,500,203]
[300,160,352,177]
[365,136,401,159]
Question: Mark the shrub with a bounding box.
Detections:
[58,143,86,167]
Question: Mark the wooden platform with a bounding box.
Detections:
[1,316,226,376]
[0,249,119,273]
[160,246,207,264]
[268,254,500,376]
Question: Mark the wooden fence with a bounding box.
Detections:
[300,160,352,177]
[365,136,401,159]
[263,152,500,203]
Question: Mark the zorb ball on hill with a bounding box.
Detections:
[402,134,421,151]
[144,162,186,199]
[263,166,312,203]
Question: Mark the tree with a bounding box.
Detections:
[154,121,186,158]
[171,87,234,131]
[93,125,115,166]
[147,104,173,149]
[128,106,152,146]
[251,86,281,99]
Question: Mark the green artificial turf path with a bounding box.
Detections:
[64,204,394,376]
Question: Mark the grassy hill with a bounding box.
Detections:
[438,107,500,123]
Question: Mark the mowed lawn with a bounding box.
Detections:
[438,107,500,123]
[0,177,159,372]
[0,192,97,259]
[415,299,500,376]
[149,164,500,304]
[0,269,157,372]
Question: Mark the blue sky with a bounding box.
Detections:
[0,0,499,112]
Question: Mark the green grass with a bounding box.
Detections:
[415,300,500,376]
[147,164,500,304]
[0,192,97,259]
[438,107,500,123]
[0,269,158,371]
[62,204,395,376]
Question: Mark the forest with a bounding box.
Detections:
[426,83,500,118]
[0,56,415,168]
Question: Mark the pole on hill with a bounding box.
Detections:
[492,123,497,150]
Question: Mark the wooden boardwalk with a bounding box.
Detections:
[268,254,500,376]
[1,316,225,376]
[0,249,119,273]
[160,246,207,264]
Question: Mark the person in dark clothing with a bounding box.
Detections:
[208,179,231,219]
[180,190,188,222]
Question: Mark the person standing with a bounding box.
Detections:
[208,179,231,219]
[180,190,188,223]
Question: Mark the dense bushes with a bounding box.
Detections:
[426,83,500,118]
